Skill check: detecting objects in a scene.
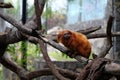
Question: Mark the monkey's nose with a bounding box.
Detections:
[63,33,70,39]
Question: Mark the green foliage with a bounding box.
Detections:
[6,44,15,54]
[6,42,41,69]
[21,41,27,68]
[48,51,75,61]
[27,43,40,58]
[89,52,95,59]
[0,66,2,80]
[7,42,21,64]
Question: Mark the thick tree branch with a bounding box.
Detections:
[76,58,113,80]
[27,67,78,80]
[0,29,27,44]
[87,32,120,39]
[28,68,52,79]
[5,31,26,44]
[0,44,7,57]
[0,56,27,79]
[57,67,79,79]
[77,26,101,34]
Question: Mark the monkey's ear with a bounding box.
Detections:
[57,32,62,42]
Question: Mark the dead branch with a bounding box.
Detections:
[87,32,120,39]
[0,55,27,79]
[27,67,78,80]
[98,16,113,58]
[76,58,113,80]
[77,26,101,34]
[77,58,120,79]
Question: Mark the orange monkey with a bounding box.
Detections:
[57,30,91,58]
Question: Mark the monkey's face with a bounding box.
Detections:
[57,30,72,43]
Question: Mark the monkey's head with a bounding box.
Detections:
[57,30,72,43]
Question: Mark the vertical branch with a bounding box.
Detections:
[98,16,114,58]
[34,0,42,30]
[106,16,113,46]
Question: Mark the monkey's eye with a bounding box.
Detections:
[63,32,71,39]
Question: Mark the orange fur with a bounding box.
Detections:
[57,30,91,58]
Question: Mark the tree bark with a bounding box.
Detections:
[113,0,120,60]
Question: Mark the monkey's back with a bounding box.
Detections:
[58,30,91,58]
[66,32,91,58]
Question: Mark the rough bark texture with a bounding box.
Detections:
[113,0,120,60]
[76,58,113,80]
